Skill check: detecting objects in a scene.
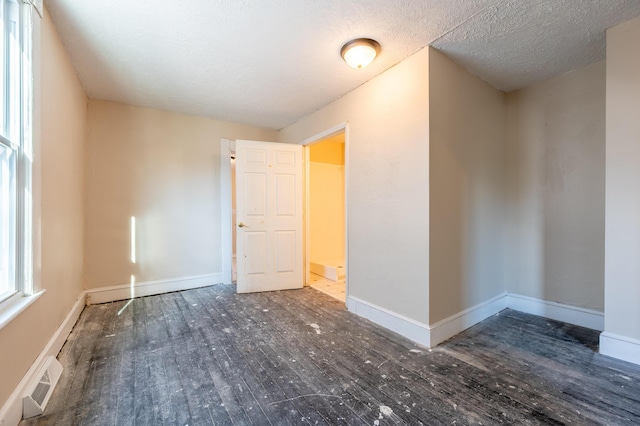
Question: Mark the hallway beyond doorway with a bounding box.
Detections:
[308,272,345,302]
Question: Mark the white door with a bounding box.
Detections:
[235,140,303,293]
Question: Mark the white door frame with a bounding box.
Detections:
[220,138,235,284]
[300,122,349,302]
[221,123,349,297]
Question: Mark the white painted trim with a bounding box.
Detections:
[299,122,349,303]
[347,293,507,348]
[347,296,431,346]
[599,332,640,366]
[429,292,508,347]
[347,292,605,349]
[298,122,348,146]
[220,138,233,285]
[86,273,222,305]
[343,124,350,304]
[0,291,85,426]
[0,290,45,330]
[304,145,311,286]
[506,293,604,331]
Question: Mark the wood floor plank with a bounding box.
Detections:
[170,291,277,425]
[183,289,308,425]
[264,290,490,423]
[189,287,336,425]
[106,300,136,426]
[245,294,375,424]
[21,284,640,426]
[143,294,186,426]
[256,290,434,424]
[441,312,640,424]
[221,296,370,425]
[240,291,380,425]
[41,302,111,425]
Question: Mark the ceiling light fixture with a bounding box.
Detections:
[340,38,380,69]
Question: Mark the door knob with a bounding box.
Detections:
[238,222,249,228]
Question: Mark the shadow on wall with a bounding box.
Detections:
[505,61,605,312]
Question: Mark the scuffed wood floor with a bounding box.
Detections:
[22,285,640,425]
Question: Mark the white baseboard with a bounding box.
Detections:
[347,292,507,348]
[347,292,608,350]
[506,293,604,331]
[347,296,431,347]
[600,332,640,365]
[429,292,508,347]
[0,292,86,426]
[86,273,222,305]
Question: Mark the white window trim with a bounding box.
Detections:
[0,0,35,318]
[0,289,44,330]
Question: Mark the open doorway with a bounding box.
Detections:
[220,132,347,296]
[305,131,346,302]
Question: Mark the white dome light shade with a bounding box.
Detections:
[340,38,381,69]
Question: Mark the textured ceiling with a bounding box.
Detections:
[44,0,640,130]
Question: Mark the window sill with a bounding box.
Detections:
[0,290,46,331]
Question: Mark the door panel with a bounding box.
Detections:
[275,174,295,216]
[244,232,267,275]
[245,173,267,216]
[236,140,303,293]
[274,231,296,273]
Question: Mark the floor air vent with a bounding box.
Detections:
[23,356,63,419]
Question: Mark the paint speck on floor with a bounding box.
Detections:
[380,405,393,417]
[410,349,422,353]
[309,323,321,334]
[223,328,231,334]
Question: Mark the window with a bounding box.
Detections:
[1,0,32,305]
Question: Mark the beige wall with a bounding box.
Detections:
[2,11,624,414]
[0,8,87,407]
[85,101,276,289]
[505,61,605,310]
[604,15,640,340]
[279,49,431,324]
[428,48,507,323]
[309,137,345,265]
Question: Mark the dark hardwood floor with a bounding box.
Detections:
[21,284,640,425]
